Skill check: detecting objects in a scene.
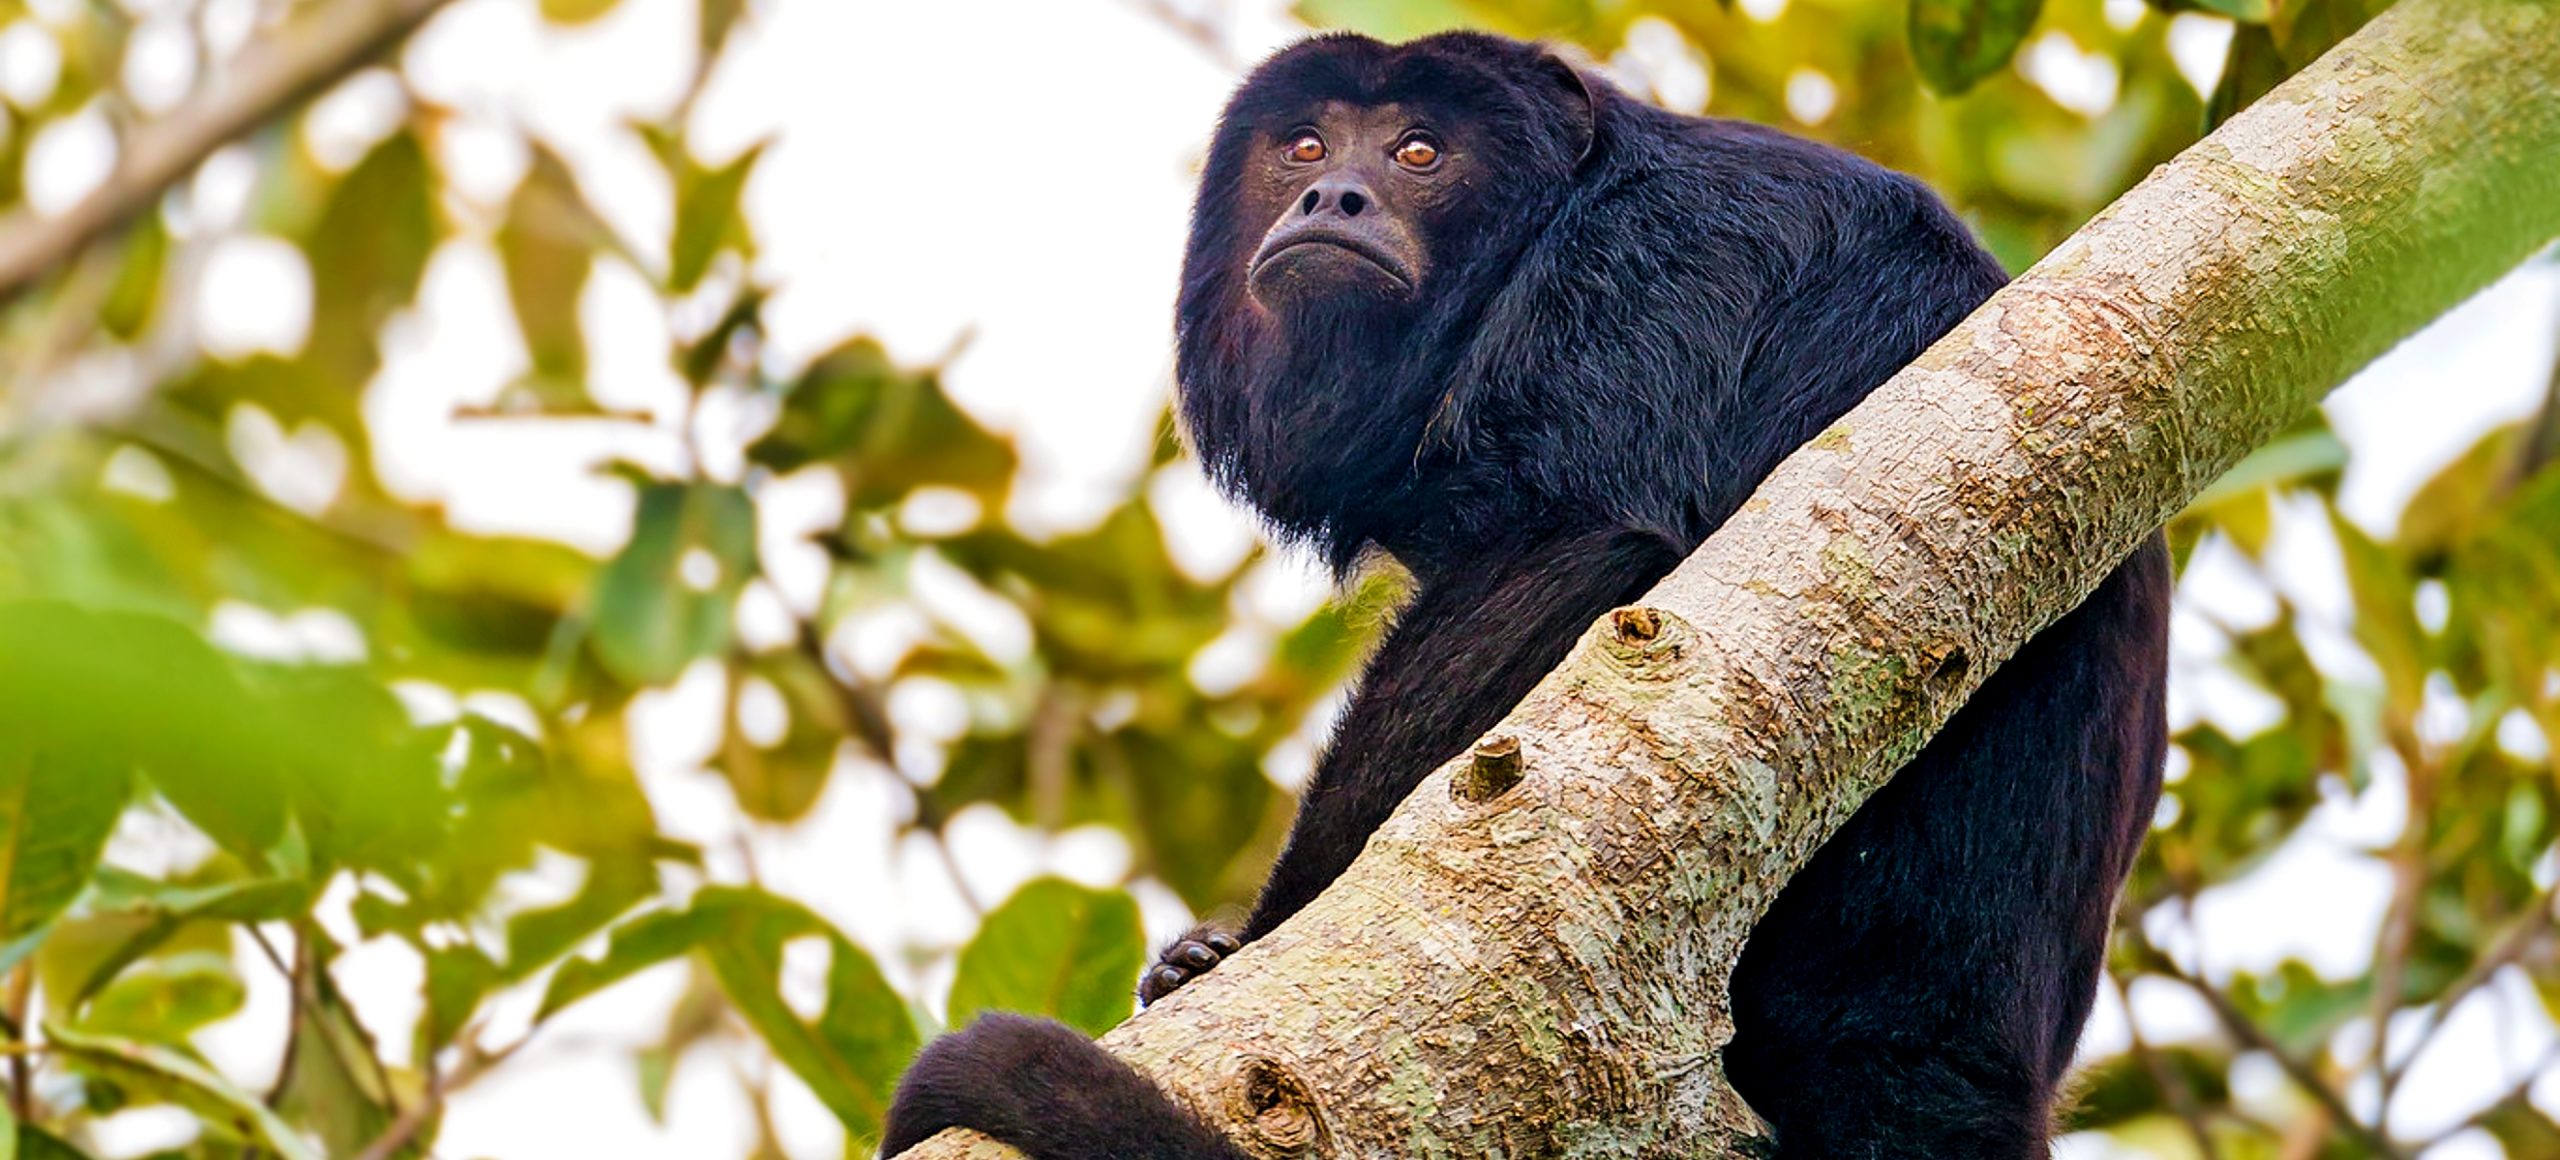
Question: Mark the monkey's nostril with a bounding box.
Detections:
[1299,189,1320,215]
[1340,190,1366,216]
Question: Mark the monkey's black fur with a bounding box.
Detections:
[885,31,2168,1159]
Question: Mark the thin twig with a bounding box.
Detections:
[348,1028,523,1160]
[793,619,895,759]
[0,0,461,302]
[2366,724,2438,1113]
[2143,953,2407,1159]
[260,925,308,1109]
[2383,886,2557,1092]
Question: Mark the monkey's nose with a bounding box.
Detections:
[1300,176,1373,218]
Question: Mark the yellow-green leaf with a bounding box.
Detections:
[670,143,764,294]
[947,878,1143,1036]
[0,748,130,973]
[49,1025,329,1160]
[539,0,622,23]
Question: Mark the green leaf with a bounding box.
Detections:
[1117,727,1277,910]
[2445,470,2560,703]
[84,870,306,924]
[304,132,440,385]
[99,213,169,341]
[678,285,765,387]
[0,748,130,973]
[540,0,622,23]
[542,888,917,1143]
[538,900,735,1020]
[74,950,246,1041]
[947,878,1143,1036]
[502,853,655,979]
[2149,0,2271,21]
[51,872,300,1012]
[698,901,915,1146]
[717,650,850,824]
[1908,0,2045,95]
[497,148,608,410]
[590,483,757,685]
[2397,423,2526,553]
[48,1024,330,1160]
[0,602,286,862]
[163,354,351,437]
[271,964,408,1158]
[2478,1092,2560,1158]
[257,666,448,876]
[669,143,764,294]
[420,943,501,1054]
[350,715,661,951]
[745,340,1017,510]
[15,1125,88,1160]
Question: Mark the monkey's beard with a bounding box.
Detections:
[1217,297,1463,572]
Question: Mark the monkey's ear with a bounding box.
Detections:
[1536,51,1600,168]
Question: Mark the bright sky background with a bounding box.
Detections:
[17,0,2557,1154]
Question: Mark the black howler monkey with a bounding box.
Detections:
[885,30,2169,1159]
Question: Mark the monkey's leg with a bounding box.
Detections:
[1141,526,1684,1003]
[1721,537,2170,1158]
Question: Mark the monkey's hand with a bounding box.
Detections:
[1138,925,1242,1004]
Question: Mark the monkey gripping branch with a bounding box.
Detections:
[903,0,2560,1154]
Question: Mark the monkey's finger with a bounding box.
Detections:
[1139,964,1191,1005]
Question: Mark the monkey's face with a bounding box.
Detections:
[1173,33,1600,556]
[1240,101,1453,309]
[1195,35,1595,324]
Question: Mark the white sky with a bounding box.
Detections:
[18,0,2558,1155]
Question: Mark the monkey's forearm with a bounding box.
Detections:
[1242,526,1684,939]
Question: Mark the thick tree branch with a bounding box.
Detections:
[0,0,457,304]
[904,0,2560,1154]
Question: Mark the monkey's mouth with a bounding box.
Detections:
[1249,227,1418,295]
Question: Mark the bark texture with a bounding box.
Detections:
[904,0,2560,1154]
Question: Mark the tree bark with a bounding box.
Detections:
[0,0,458,305]
[901,0,2560,1154]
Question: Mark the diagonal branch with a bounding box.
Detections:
[0,0,459,304]
[900,0,2560,1153]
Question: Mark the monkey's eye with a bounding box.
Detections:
[1284,133,1327,163]
[1394,133,1441,170]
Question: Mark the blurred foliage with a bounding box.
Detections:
[0,0,2546,1157]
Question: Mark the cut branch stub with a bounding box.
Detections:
[1603,605,1689,673]
[1453,734,1525,803]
